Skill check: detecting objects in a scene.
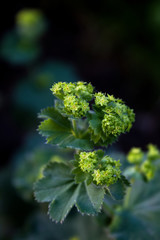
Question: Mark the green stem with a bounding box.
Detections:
[80,129,89,139]
[72,119,78,137]
[124,178,135,208]
[123,186,132,208]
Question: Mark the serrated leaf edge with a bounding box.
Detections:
[85,182,105,213]
[47,184,81,223]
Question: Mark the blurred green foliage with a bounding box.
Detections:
[1,30,41,64]
[1,9,46,64]
[1,3,160,240]
[16,9,47,40]
[12,61,81,115]
[110,171,160,240]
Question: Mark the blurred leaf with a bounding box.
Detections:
[13,132,73,201]
[12,61,80,114]
[110,172,160,240]
[31,61,81,83]
[1,31,40,65]
[14,211,108,240]
[13,147,55,200]
[12,78,53,114]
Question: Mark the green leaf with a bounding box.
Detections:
[121,175,131,187]
[75,173,87,184]
[86,183,105,212]
[87,112,102,136]
[107,179,126,201]
[124,166,143,180]
[34,162,73,202]
[34,162,104,223]
[110,172,160,239]
[38,119,71,142]
[38,117,93,151]
[60,135,94,151]
[38,106,71,129]
[86,175,93,185]
[49,184,80,223]
[76,183,97,215]
[96,150,105,159]
[13,147,55,201]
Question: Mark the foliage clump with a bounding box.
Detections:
[35,81,135,222]
[50,81,135,146]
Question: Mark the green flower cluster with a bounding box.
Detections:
[127,144,160,181]
[50,82,135,144]
[92,156,121,186]
[89,92,135,145]
[141,144,160,180]
[50,82,94,118]
[79,151,121,186]
[79,151,98,173]
[63,95,90,118]
[102,114,123,137]
[141,160,155,181]
[127,148,144,164]
[101,95,135,138]
[95,92,108,107]
[147,144,160,161]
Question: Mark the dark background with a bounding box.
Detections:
[1,0,160,168]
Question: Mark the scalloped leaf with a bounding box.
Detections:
[107,178,126,201]
[86,183,105,212]
[121,175,131,187]
[38,109,93,151]
[60,135,94,151]
[76,183,97,215]
[34,162,74,202]
[38,118,71,143]
[87,112,102,136]
[49,184,80,223]
[72,167,87,184]
[34,162,104,223]
[38,107,71,129]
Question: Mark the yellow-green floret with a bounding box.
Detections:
[79,151,121,186]
[127,147,144,164]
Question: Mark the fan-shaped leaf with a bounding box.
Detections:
[34,162,105,222]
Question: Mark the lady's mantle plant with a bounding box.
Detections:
[34,81,135,223]
[126,144,160,181]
